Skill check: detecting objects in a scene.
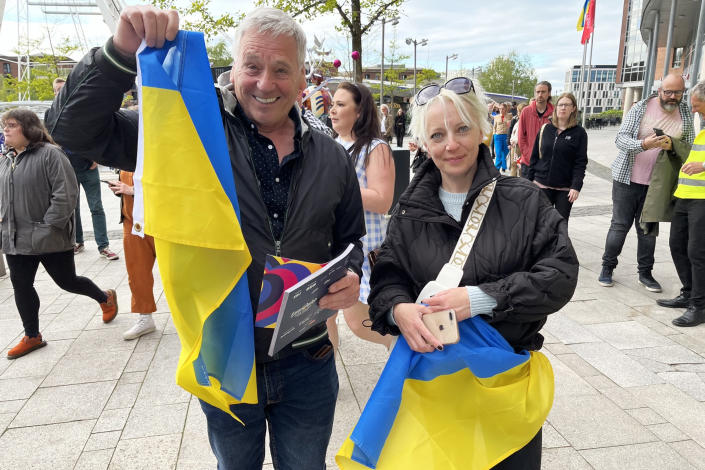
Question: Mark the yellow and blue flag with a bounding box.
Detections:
[577,0,596,44]
[336,316,554,469]
[134,31,257,422]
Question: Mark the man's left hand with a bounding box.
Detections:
[659,135,673,151]
[109,181,134,195]
[681,161,705,176]
[319,271,360,310]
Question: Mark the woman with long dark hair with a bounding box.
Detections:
[1,109,118,359]
[327,82,395,349]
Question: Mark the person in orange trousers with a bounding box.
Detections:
[108,171,158,340]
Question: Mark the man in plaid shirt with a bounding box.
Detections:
[599,73,695,291]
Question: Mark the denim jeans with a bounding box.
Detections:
[494,134,509,171]
[669,199,705,308]
[199,340,338,470]
[75,167,109,251]
[601,180,656,273]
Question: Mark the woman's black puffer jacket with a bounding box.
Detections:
[368,145,578,351]
[527,123,588,191]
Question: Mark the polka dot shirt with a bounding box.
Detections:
[236,105,302,241]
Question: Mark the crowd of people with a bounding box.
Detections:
[0,4,704,469]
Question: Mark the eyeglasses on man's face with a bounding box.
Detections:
[1,121,20,130]
[660,89,684,97]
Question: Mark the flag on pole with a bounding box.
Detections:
[335,316,555,469]
[134,30,257,422]
[577,0,596,44]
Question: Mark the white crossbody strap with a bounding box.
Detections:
[434,180,497,289]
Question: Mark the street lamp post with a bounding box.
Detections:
[406,37,428,97]
[380,16,400,107]
[445,53,458,82]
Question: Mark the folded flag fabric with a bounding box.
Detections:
[336,316,554,469]
[134,30,257,422]
[256,255,326,329]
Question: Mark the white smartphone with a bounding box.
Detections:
[422,309,460,345]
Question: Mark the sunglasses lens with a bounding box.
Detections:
[416,85,440,105]
[447,77,472,94]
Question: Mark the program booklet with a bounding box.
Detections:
[257,243,355,356]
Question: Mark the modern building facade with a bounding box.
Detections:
[617,0,705,111]
[617,0,649,110]
[565,65,622,115]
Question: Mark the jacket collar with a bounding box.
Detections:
[527,100,554,116]
[400,144,500,214]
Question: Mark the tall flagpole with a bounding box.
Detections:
[583,35,594,127]
[579,40,588,125]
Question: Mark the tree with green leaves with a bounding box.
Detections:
[254,0,407,83]
[380,40,409,104]
[0,37,80,101]
[150,0,238,39]
[206,40,233,67]
[478,51,536,99]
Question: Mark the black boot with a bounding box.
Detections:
[657,292,690,308]
[672,306,705,327]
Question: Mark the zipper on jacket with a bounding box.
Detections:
[237,118,305,258]
[548,132,558,181]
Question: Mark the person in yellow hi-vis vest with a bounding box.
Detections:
[657,82,705,327]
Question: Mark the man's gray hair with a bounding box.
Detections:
[692,81,705,102]
[232,7,307,68]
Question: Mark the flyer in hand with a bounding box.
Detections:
[258,243,354,356]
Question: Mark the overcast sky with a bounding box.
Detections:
[0,0,624,93]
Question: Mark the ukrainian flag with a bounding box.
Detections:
[134,31,257,422]
[577,0,591,30]
[336,316,554,469]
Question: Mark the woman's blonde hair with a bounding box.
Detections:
[551,92,579,129]
[409,83,491,146]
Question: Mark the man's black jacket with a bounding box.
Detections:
[45,42,366,361]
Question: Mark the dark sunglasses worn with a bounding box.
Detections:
[415,77,475,105]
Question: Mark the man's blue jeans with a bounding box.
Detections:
[199,340,338,470]
[601,180,656,273]
[74,167,109,251]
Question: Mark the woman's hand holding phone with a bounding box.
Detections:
[393,303,443,353]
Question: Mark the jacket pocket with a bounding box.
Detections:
[30,222,67,254]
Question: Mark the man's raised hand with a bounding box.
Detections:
[114,6,179,57]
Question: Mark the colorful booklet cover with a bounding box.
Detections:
[255,243,355,356]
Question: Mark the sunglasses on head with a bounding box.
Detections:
[415,77,475,105]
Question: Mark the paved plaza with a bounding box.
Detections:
[1,127,705,469]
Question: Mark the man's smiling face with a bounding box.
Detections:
[232,30,305,132]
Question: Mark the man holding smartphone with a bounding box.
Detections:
[599,73,694,291]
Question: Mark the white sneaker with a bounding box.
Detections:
[122,314,156,340]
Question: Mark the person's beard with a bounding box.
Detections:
[660,95,680,113]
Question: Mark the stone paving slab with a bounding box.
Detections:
[1,132,705,468]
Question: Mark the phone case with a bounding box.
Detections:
[422,309,460,345]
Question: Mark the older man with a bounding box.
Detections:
[45,6,365,469]
[599,73,695,292]
[657,82,705,327]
